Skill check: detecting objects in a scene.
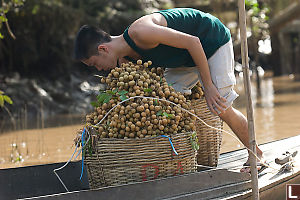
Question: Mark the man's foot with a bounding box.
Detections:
[240,157,267,173]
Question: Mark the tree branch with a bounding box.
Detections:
[1,0,16,40]
[3,105,17,130]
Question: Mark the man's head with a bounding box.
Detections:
[74,25,117,71]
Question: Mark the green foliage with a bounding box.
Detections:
[163,112,174,119]
[91,89,128,107]
[190,132,199,151]
[0,0,25,38]
[82,135,94,158]
[156,110,163,116]
[87,137,93,157]
[245,0,259,14]
[0,90,13,107]
[245,0,270,39]
[143,88,152,93]
[245,0,270,18]
[156,110,174,119]
[0,0,85,77]
[0,0,173,77]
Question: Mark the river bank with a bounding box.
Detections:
[0,69,107,133]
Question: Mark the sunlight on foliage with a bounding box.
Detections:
[0,0,25,39]
[245,0,270,39]
[0,90,13,107]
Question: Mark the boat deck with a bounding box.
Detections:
[0,135,299,200]
[218,134,300,199]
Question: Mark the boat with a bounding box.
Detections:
[1,134,299,200]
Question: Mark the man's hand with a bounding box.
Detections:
[204,84,227,115]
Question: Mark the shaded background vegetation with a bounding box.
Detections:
[0,0,172,78]
[0,0,173,131]
[1,0,298,77]
[1,0,300,132]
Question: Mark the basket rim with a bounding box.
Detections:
[90,131,195,142]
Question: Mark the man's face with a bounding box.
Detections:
[82,53,117,71]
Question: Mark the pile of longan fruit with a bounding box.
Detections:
[185,82,204,101]
[85,60,197,139]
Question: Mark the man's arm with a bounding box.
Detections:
[129,18,227,114]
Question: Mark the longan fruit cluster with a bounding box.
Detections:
[185,82,204,101]
[85,60,196,139]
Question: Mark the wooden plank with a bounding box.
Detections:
[20,169,251,200]
[219,134,300,199]
[219,135,300,170]
[0,161,89,200]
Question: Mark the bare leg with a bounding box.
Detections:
[218,106,263,169]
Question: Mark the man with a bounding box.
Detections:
[74,8,264,172]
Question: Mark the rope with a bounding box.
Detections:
[54,95,278,191]
[91,95,275,171]
[79,128,86,180]
[161,135,178,155]
[53,127,90,192]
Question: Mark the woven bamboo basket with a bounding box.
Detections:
[84,132,197,189]
[191,96,223,167]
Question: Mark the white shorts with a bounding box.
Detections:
[164,39,239,110]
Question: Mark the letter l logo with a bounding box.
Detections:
[289,185,298,199]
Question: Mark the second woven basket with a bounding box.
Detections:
[191,96,223,167]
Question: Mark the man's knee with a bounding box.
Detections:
[219,106,241,123]
[218,106,233,119]
[219,106,247,127]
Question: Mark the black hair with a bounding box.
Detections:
[74,25,112,60]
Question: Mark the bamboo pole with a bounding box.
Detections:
[238,0,260,199]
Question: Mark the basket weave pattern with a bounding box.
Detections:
[191,97,223,167]
[85,132,196,189]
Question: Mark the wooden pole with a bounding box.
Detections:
[238,0,260,199]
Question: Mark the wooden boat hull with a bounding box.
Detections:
[1,135,299,200]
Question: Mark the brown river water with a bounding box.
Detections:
[1,74,300,169]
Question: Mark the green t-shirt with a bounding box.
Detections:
[123,8,231,68]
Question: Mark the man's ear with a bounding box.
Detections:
[97,44,108,53]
